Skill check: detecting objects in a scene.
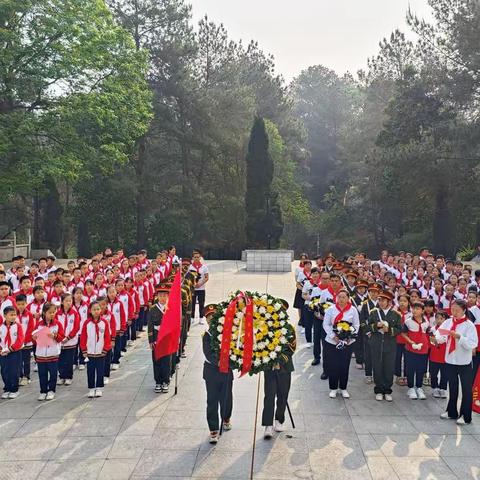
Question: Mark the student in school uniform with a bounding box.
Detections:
[301,267,321,350]
[0,281,17,317]
[429,310,448,398]
[15,276,34,304]
[395,293,411,386]
[72,287,88,370]
[0,306,24,399]
[435,299,478,424]
[147,285,172,393]
[323,289,359,399]
[15,294,35,386]
[366,290,402,401]
[351,280,369,369]
[56,293,80,386]
[107,285,126,370]
[33,303,65,401]
[98,296,115,385]
[80,301,112,398]
[294,259,312,327]
[125,277,139,345]
[401,302,430,400]
[189,250,210,325]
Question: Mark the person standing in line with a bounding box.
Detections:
[435,299,478,425]
[301,267,321,350]
[189,250,209,325]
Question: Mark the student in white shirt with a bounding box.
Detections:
[435,299,478,425]
[189,249,209,325]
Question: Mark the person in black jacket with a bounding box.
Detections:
[147,285,172,393]
[203,304,233,444]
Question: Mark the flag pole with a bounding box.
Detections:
[174,278,182,396]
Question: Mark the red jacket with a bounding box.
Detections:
[80,317,111,356]
[55,307,80,349]
[17,309,35,347]
[0,320,24,352]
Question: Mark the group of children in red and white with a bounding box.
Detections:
[295,248,480,425]
[0,247,180,400]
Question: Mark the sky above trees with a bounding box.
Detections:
[191,0,433,79]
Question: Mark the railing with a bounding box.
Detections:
[0,230,32,261]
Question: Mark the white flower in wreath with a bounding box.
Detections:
[265,313,271,319]
[238,358,243,365]
[236,311,244,320]
[231,333,238,340]
[279,312,286,319]
[280,337,287,344]
[253,344,257,351]
[232,326,237,332]
[217,325,223,333]
[264,339,270,344]
[261,295,268,301]
[275,346,282,352]
[233,318,240,326]
[219,316,225,324]
[279,321,285,326]
[254,359,262,367]
[230,354,237,361]
[267,321,273,327]
[217,334,223,341]
[268,298,273,305]
[269,351,277,359]
[258,306,266,315]
[281,328,287,335]
[268,331,274,338]
[262,356,270,363]
[349,326,355,332]
[257,342,265,350]
[274,303,282,311]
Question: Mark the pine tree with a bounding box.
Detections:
[245,117,283,248]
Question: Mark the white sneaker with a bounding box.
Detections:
[329,390,338,399]
[33,363,38,372]
[365,376,373,385]
[385,394,393,402]
[57,378,65,386]
[104,377,109,385]
[440,389,448,398]
[38,393,47,401]
[375,393,384,401]
[19,377,28,387]
[209,431,219,444]
[440,412,450,419]
[78,364,85,371]
[95,389,103,397]
[1,392,10,399]
[274,420,285,432]
[111,364,119,370]
[64,379,72,386]
[432,388,441,398]
[407,388,418,400]
[416,387,426,400]
[305,342,313,348]
[127,340,134,347]
[88,389,95,398]
[264,426,274,439]
[8,392,18,399]
[341,390,350,399]
[456,416,466,425]
[46,391,55,400]
[356,364,363,370]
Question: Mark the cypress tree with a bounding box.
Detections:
[245,117,284,248]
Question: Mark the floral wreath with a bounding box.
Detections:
[209,291,296,375]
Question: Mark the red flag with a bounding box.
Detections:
[473,367,480,414]
[154,270,182,360]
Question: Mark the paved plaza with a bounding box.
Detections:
[1,261,480,480]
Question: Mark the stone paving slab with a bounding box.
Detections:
[0,260,479,479]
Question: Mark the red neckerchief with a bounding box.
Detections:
[303,269,312,283]
[400,309,409,325]
[449,316,468,354]
[334,302,352,324]
[329,287,340,303]
[91,317,101,342]
[192,262,203,274]
[4,322,13,346]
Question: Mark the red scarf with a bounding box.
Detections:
[303,269,312,283]
[92,317,101,342]
[449,316,468,354]
[329,287,339,303]
[192,262,203,274]
[4,322,12,346]
[334,302,352,324]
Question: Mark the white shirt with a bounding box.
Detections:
[434,318,478,365]
[323,304,360,346]
[302,280,322,306]
[188,264,209,291]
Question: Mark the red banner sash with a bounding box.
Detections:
[240,296,254,377]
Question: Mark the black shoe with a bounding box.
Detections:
[311,359,320,366]
[320,372,328,380]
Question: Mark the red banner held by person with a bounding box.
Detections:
[154,270,182,360]
[473,367,480,414]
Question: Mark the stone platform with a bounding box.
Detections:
[0,260,478,479]
[244,250,294,272]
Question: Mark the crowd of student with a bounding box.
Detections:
[294,249,480,425]
[0,247,210,400]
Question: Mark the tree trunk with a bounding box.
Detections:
[433,189,453,257]
[41,178,63,254]
[135,136,147,250]
[77,216,91,258]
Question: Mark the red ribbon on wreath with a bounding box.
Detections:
[218,292,254,376]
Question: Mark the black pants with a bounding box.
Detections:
[104,349,112,378]
[353,331,364,365]
[302,306,313,343]
[371,345,395,395]
[430,361,447,390]
[313,318,327,369]
[87,356,105,389]
[395,343,406,377]
[152,352,171,385]
[193,290,206,318]
[324,341,353,390]
[74,344,85,365]
[262,370,291,426]
[137,307,147,331]
[446,363,473,423]
[113,335,122,364]
[203,364,233,432]
[58,348,75,380]
[128,320,137,341]
[364,335,372,376]
[405,351,428,388]
[1,351,21,393]
[21,348,32,379]
[37,361,58,394]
